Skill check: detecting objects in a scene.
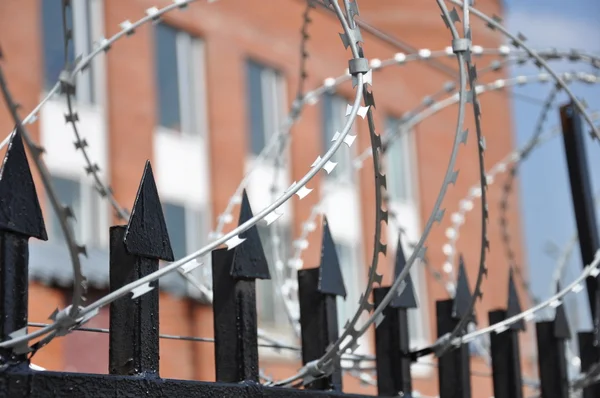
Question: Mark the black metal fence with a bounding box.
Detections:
[0,103,598,397]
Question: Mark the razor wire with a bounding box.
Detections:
[20,39,600,312]
[288,71,600,331]
[0,0,371,359]
[1,0,599,389]
[278,0,600,382]
[269,0,473,386]
[427,0,488,358]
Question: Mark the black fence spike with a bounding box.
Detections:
[560,101,600,323]
[452,254,475,323]
[211,190,271,383]
[578,331,600,398]
[109,225,160,377]
[489,310,524,398]
[437,299,472,398]
[536,317,570,397]
[298,267,343,391]
[0,129,47,241]
[374,286,412,396]
[553,304,571,340]
[123,160,174,261]
[0,129,48,366]
[317,216,346,298]
[229,189,271,279]
[551,282,571,339]
[390,235,417,309]
[507,269,525,331]
[594,288,600,345]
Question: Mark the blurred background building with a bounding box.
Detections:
[0,0,531,396]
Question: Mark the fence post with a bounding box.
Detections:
[560,102,600,319]
[0,130,47,367]
[374,236,417,397]
[488,270,524,398]
[109,161,173,377]
[536,286,570,398]
[298,217,345,391]
[437,255,473,398]
[212,190,270,383]
[578,331,600,398]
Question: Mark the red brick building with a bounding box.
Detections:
[0,0,532,396]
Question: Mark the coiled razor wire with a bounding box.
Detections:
[444,109,600,298]
[268,0,472,386]
[439,113,600,372]
[0,0,370,358]
[291,0,600,376]
[2,0,600,388]
[282,62,599,325]
[11,38,600,316]
[287,71,600,336]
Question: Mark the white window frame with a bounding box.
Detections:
[47,172,108,248]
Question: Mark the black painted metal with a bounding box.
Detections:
[437,299,471,398]
[453,255,475,324]
[0,367,373,398]
[211,190,270,383]
[109,160,172,377]
[230,191,271,280]
[1,150,596,396]
[318,217,347,298]
[506,269,525,331]
[553,290,572,340]
[488,310,523,398]
[536,320,569,398]
[0,130,47,241]
[298,267,342,391]
[123,161,174,262]
[0,130,47,367]
[561,102,600,319]
[578,331,600,398]
[390,236,417,309]
[109,226,160,376]
[297,218,347,391]
[373,287,412,397]
[212,248,261,383]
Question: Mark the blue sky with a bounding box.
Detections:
[503,0,600,329]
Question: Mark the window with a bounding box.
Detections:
[322,93,355,182]
[246,60,286,156]
[385,117,413,202]
[41,0,96,104]
[48,175,102,246]
[48,176,82,242]
[162,202,206,262]
[154,23,207,136]
[256,224,294,331]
